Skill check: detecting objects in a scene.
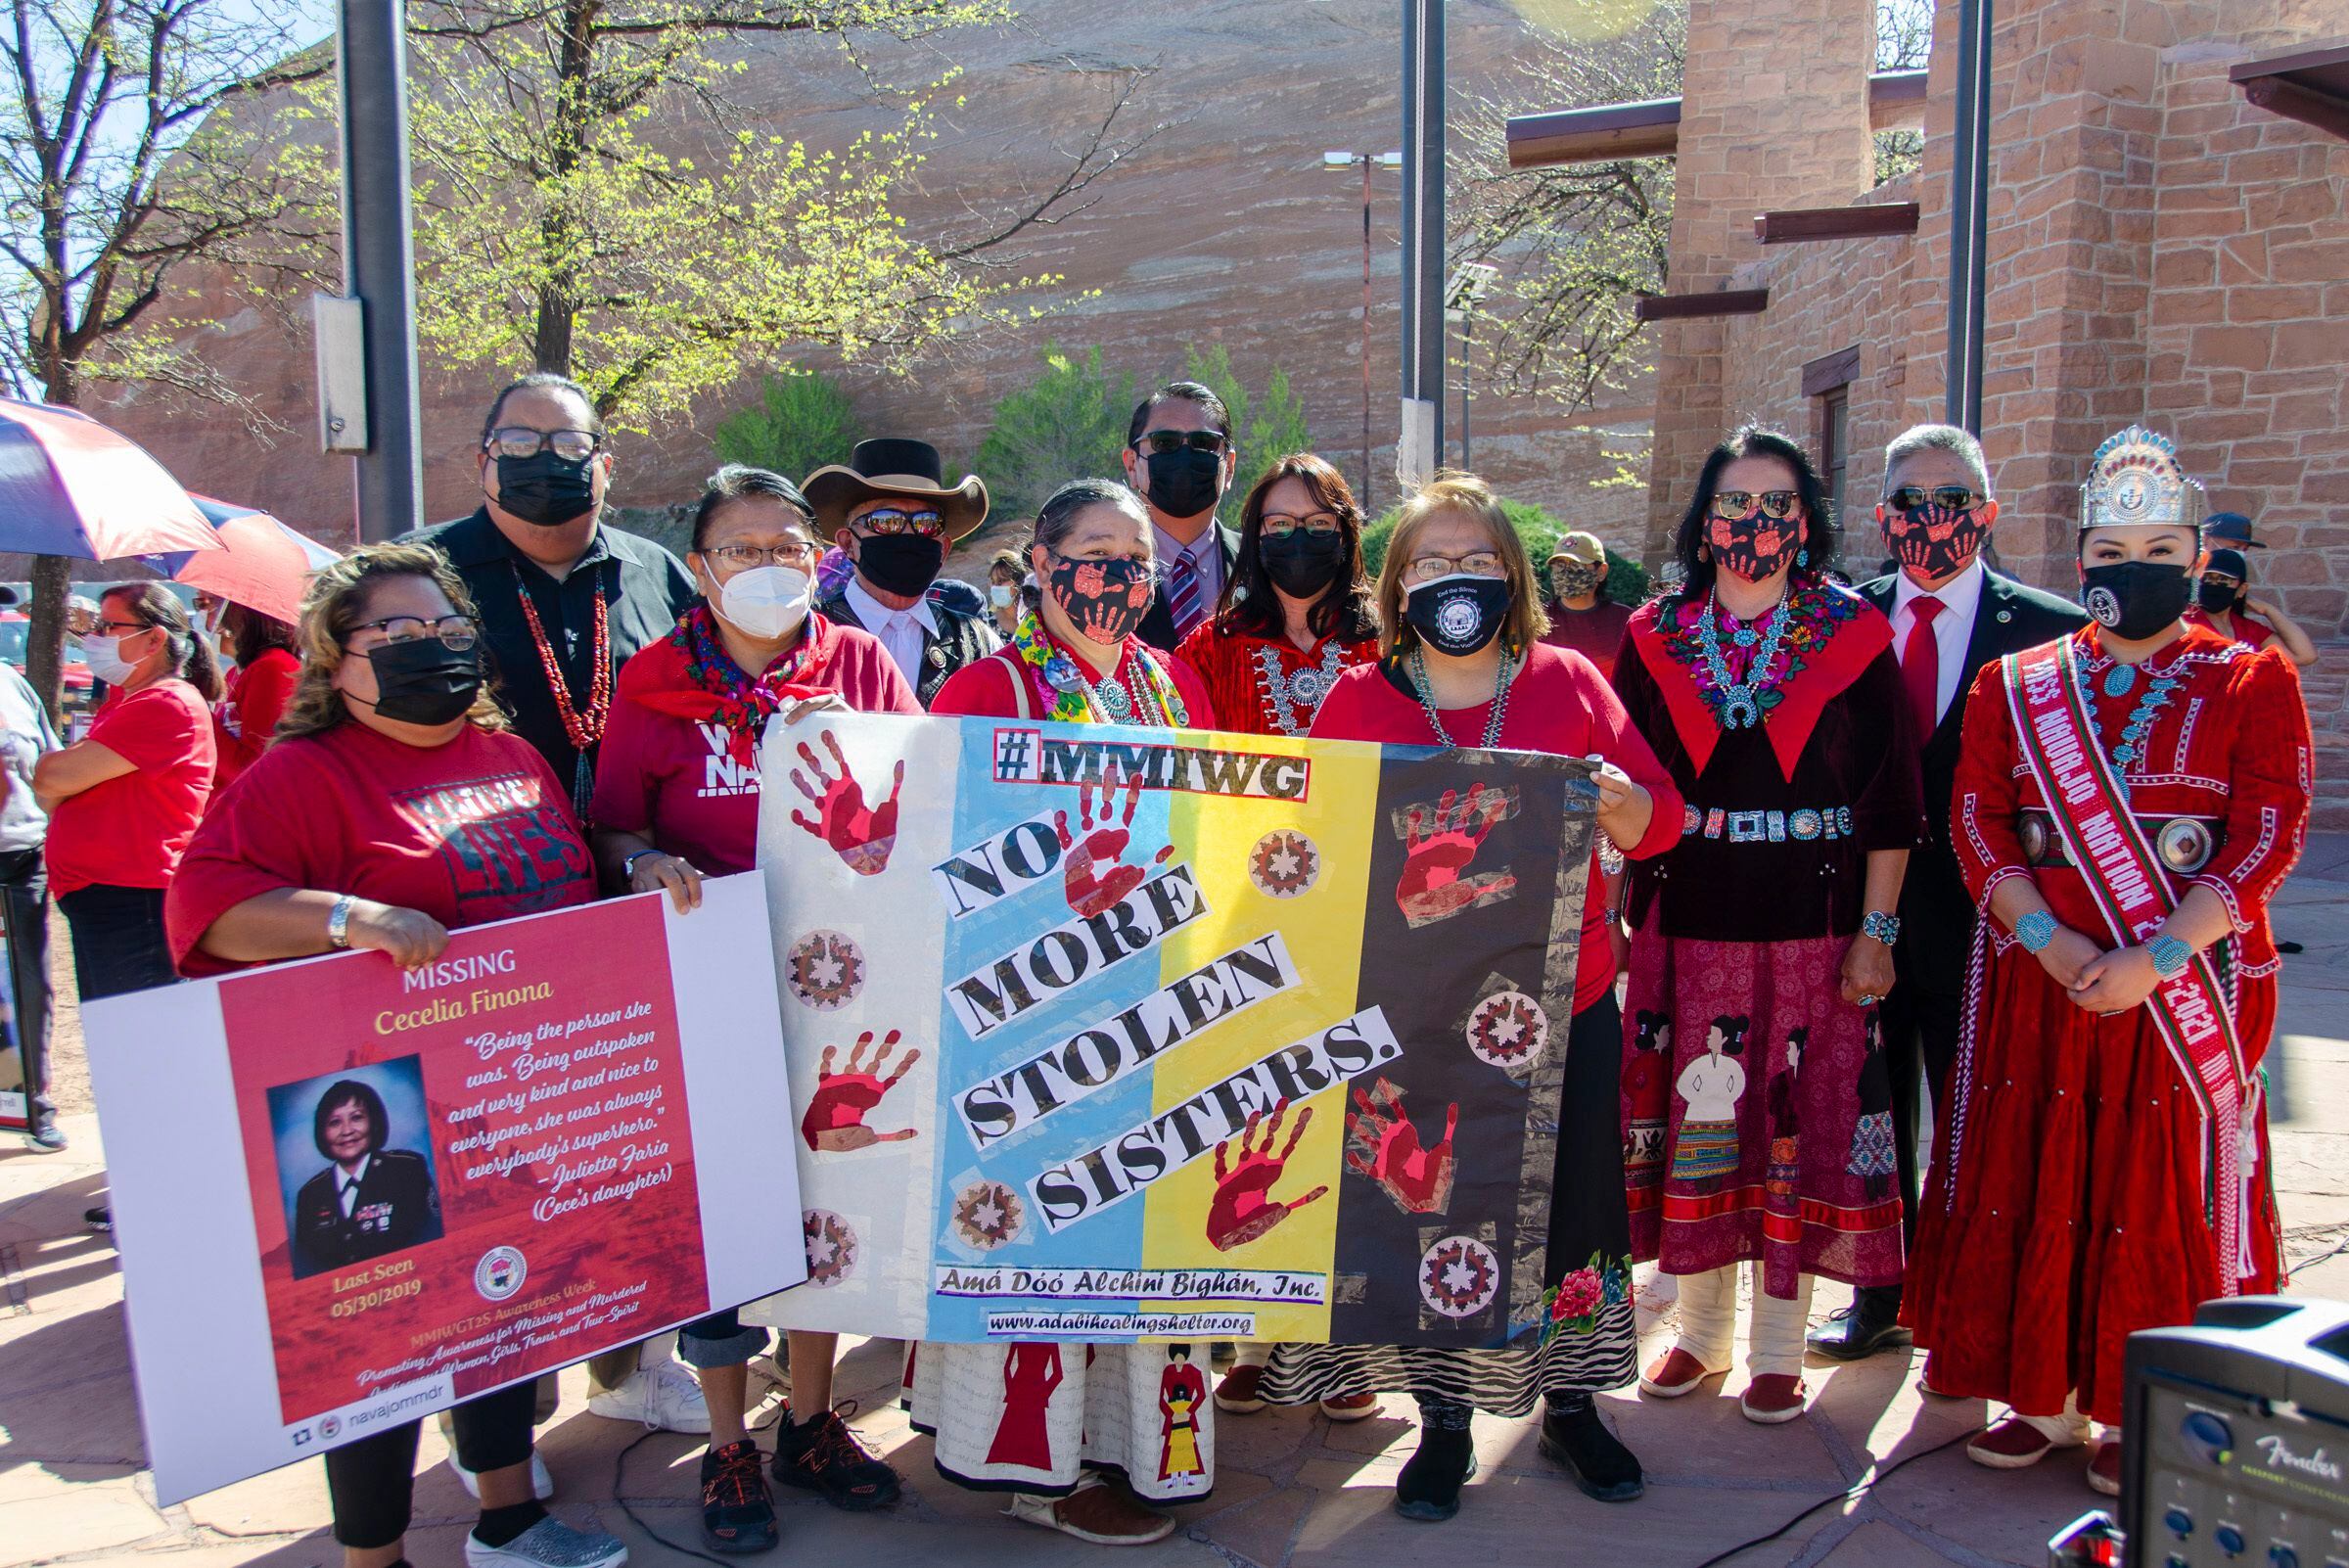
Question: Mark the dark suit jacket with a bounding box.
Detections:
[1136,524,1243,652]
[815,587,999,709]
[291,1148,444,1279]
[1860,568,2088,997]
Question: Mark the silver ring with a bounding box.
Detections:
[1856,993,1880,1008]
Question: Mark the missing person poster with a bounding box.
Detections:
[85,875,804,1504]
[750,713,1598,1348]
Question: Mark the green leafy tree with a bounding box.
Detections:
[0,0,328,714]
[392,1,1153,429]
[1179,343,1312,491]
[975,344,1131,521]
[713,368,860,482]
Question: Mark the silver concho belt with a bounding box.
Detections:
[2016,810,2219,873]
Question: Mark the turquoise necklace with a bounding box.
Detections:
[1694,583,1793,729]
[2079,655,2180,779]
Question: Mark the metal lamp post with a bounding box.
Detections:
[1444,262,1499,471]
[1323,150,1403,512]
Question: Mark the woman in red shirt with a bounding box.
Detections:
[212,603,301,788]
[1257,471,1681,1522]
[1175,453,1379,739]
[37,583,219,1003]
[591,465,918,1552]
[918,479,1213,1547]
[163,543,621,1568]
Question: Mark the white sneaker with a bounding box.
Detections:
[586,1359,711,1434]
[451,1453,554,1501]
[464,1516,625,1568]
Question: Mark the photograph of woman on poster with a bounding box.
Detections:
[284,1071,444,1278]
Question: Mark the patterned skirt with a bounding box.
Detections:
[1622,926,1903,1299]
[1257,994,1637,1418]
[904,1341,1216,1502]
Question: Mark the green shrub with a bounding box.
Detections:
[975,345,1135,522]
[1361,498,1647,603]
[1179,344,1313,490]
[712,369,860,483]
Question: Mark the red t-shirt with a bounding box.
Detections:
[47,678,216,896]
[165,720,597,978]
[1539,599,1635,685]
[1309,642,1683,1014]
[2184,605,2277,650]
[591,613,923,877]
[930,637,1217,726]
[212,647,300,789]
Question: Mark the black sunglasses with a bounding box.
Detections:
[1133,430,1228,457]
[1885,485,1983,514]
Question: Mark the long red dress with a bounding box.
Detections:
[1906,623,2311,1423]
[1173,621,1375,738]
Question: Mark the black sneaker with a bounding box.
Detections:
[1394,1424,1476,1522]
[84,1205,111,1233]
[1539,1399,1645,1501]
[769,1404,900,1511]
[700,1440,777,1553]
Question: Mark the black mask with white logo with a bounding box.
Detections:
[1405,574,1511,657]
[2081,560,2191,641]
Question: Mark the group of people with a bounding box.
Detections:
[7,368,2312,1562]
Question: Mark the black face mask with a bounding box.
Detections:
[1405,575,1511,657]
[2195,576,2242,615]
[1258,530,1346,599]
[855,531,945,598]
[2081,560,2192,641]
[492,451,597,528]
[1142,447,1224,520]
[360,638,483,726]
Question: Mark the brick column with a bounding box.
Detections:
[1642,0,1877,568]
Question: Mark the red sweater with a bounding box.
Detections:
[1310,642,1682,1013]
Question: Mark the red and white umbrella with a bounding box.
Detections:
[153,499,342,627]
[0,397,220,558]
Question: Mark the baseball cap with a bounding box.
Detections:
[1549,531,1605,566]
[2204,511,2263,548]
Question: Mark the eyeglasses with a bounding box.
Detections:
[1405,551,1504,583]
[1261,512,1342,538]
[1709,489,1803,522]
[350,615,479,651]
[1885,484,1982,514]
[705,541,815,571]
[852,507,945,537]
[2201,573,2244,589]
[95,620,149,634]
[1133,430,1228,457]
[484,427,603,463]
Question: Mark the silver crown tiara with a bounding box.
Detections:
[2079,426,2204,532]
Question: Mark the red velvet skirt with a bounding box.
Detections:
[1905,945,2281,1424]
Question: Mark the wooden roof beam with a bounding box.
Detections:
[1755,201,1922,244]
[1633,288,1770,322]
[1506,71,1930,169]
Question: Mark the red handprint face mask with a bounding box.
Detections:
[1047,555,1154,645]
[1706,512,1802,583]
[1881,501,1987,580]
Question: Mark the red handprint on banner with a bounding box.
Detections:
[789,730,905,876]
[1056,777,1173,917]
[1206,1099,1328,1252]
[1343,1078,1458,1215]
[1395,783,1517,926]
[800,1030,922,1152]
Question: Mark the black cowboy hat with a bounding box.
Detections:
[803,438,989,542]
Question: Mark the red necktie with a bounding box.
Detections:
[1902,594,1943,737]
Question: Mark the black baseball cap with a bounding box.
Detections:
[2204,511,2263,548]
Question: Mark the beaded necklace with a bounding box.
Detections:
[1008,611,1188,727]
[511,561,612,815]
[1692,581,1793,729]
[1406,643,1519,751]
[2075,645,2182,786]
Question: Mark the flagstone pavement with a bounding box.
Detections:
[7,835,2349,1568]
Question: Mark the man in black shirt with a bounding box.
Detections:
[403,374,697,817]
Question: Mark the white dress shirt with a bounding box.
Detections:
[1888,557,1986,727]
[844,576,940,684]
[338,1154,373,1218]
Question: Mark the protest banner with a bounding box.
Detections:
[751,713,1598,1347]
[84,873,803,1504]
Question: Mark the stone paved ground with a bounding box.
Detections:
[7,836,2348,1568]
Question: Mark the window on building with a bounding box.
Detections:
[1802,346,1862,566]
